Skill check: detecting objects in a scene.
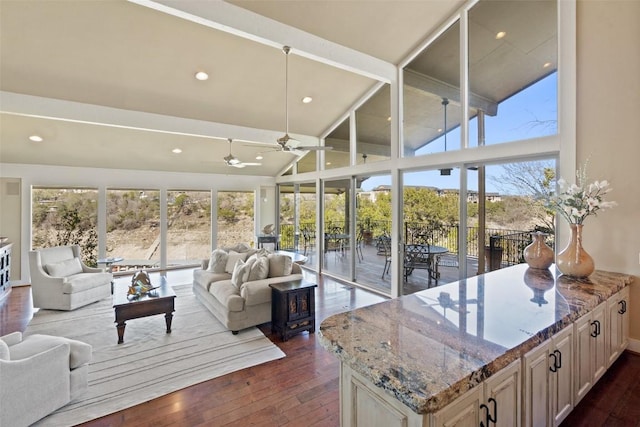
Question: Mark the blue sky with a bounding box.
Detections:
[361,72,558,193]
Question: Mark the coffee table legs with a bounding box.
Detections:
[165,312,173,333]
[117,321,126,344]
[115,306,174,344]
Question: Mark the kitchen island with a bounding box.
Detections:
[319,264,633,426]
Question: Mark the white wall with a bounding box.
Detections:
[576,0,640,342]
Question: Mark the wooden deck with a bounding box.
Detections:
[300,242,487,295]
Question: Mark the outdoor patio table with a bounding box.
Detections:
[404,244,448,286]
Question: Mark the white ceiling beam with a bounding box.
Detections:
[404,69,498,116]
[0,91,319,146]
[129,0,395,83]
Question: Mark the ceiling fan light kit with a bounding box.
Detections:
[224,138,261,168]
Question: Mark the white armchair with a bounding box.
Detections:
[0,332,92,427]
[29,245,112,310]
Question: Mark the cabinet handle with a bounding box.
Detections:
[549,352,558,372]
[479,397,497,427]
[555,349,562,369]
[591,320,601,337]
[618,300,627,315]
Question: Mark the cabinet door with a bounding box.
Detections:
[550,327,573,427]
[523,341,551,427]
[592,303,607,383]
[431,387,482,427]
[619,287,630,352]
[607,288,629,367]
[574,314,594,403]
[484,359,521,427]
[574,302,606,403]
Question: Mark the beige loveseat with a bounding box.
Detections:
[193,245,303,333]
[29,245,112,310]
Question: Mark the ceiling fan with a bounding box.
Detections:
[272,46,332,153]
[224,138,261,168]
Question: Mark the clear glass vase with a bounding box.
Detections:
[556,223,594,278]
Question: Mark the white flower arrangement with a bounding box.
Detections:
[545,163,617,225]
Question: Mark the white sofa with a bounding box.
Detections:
[193,246,303,333]
[29,245,112,310]
[0,332,92,427]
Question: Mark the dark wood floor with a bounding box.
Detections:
[2,275,638,427]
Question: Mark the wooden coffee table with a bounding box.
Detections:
[112,276,176,344]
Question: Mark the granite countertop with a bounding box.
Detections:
[318,264,633,414]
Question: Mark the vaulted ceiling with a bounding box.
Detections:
[0,0,463,176]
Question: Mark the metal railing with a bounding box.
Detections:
[279,221,544,268]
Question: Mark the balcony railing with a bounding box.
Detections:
[279,221,543,267]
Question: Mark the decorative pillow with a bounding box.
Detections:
[45,257,83,277]
[248,255,270,281]
[0,339,9,361]
[225,251,249,274]
[231,258,254,288]
[227,243,251,253]
[207,249,228,273]
[267,254,293,278]
[255,248,271,257]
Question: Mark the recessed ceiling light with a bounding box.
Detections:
[195,71,209,81]
[326,162,332,166]
[495,31,506,40]
[172,148,182,154]
[29,135,43,142]
[543,62,552,68]
[387,116,392,122]
[437,128,443,133]
[255,154,263,160]
[302,96,313,104]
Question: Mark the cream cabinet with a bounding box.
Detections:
[523,325,573,427]
[338,287,630,427]
[430,386,482,427]
[574,302,607,403]
[430,359,521,427]
[607,286,630,367]
[341,363,424,427]
[341,359,521,427]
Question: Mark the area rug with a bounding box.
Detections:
[25,284,285,427]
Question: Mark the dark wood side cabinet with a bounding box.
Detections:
[270,280,317,341]
[0,243,12,302]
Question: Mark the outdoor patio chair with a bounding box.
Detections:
[380,237,392,278]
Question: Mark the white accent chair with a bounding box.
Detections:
[0,332,92,427]
[29,245,112,310]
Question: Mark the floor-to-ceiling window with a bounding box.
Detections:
[323,178,352,280]
[467,159,557,273]
[401,170,460,295]
[106,189,160,269]
[216,191,254,249]
[355,174,392,293]
[32,187,98,265]
[274,0,564,298]
[166,190,211,267]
